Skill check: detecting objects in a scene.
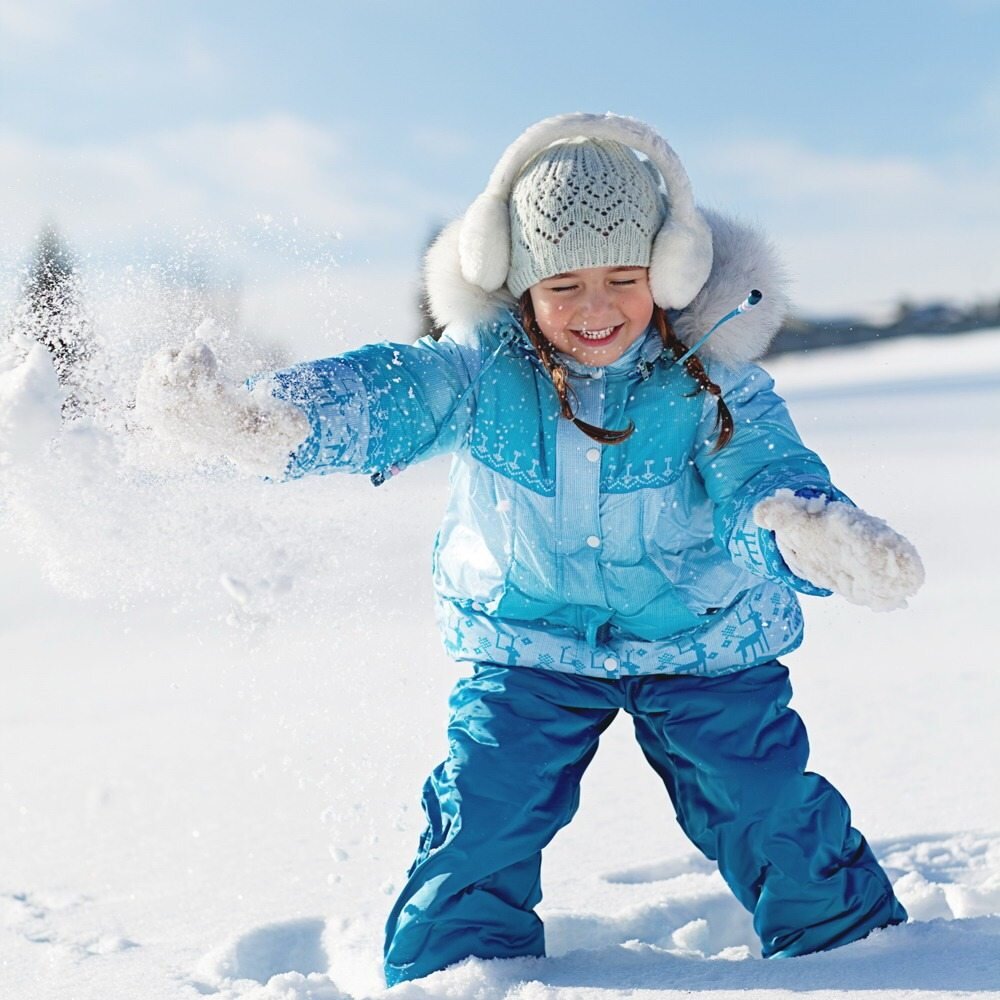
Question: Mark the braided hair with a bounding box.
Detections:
[518,294,733,452]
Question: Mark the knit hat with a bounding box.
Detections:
[506,138,666,299]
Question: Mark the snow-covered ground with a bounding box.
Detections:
[2,326,999,1000]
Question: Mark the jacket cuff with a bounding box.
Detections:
[728,477,853,595]
[253,357,369,479]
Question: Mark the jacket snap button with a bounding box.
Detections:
[585,448,600,462]
[603,656,618,671]
[586,535,600,548]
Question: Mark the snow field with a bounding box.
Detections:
[1,327,999,999]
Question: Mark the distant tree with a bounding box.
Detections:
[892,298,916,328]
[21,223,93,416]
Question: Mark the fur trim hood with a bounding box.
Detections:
[424,207,791,367]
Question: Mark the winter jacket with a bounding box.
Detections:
[264,212,849,678]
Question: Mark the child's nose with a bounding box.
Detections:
[579,287,612,315]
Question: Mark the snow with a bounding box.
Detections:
[2,325,1000,1000]
[0,333,64,465]
[134,325,310,479]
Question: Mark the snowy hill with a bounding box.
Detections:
[2,328,999,1000]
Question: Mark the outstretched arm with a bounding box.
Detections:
[695,364,923,610]
[136,326,486,481]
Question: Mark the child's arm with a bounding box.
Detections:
[695,365,923,610]
[261,332,481,482]
[136,328,483,481]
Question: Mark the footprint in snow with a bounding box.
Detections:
[881,831,1000,921]
[0,889,138,957]
[552,833,1000,964]
[191,917,350,997]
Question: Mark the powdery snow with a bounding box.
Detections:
[1,326,999,1000]
[0,333,65,466]
[134,327,310,480]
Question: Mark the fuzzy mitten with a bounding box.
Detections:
[753,488,924,611]
[135,339,310,478]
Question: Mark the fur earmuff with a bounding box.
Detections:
[649,212,714,310]
[458,193,511,291]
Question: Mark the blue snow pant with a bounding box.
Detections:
[383,661,906,985]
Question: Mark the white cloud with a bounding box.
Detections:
[710,139,932,205]
[409,126,477,159]
[6,115,995,329]
[0,115,436,350]
[0,114,450,265]
[0,0,106,46]
[699,138,1000,315]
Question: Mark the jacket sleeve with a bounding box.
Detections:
[693,363,853,595]
[256,325,484,481]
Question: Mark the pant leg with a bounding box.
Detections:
[628,662,906,957]
[384,664,619,986]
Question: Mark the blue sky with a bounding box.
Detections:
[2,0,999,343]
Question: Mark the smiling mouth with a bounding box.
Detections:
[570,323,623,344]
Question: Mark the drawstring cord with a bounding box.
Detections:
[669,289,762,371]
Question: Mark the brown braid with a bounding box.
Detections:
[652,306,734,452]
[517,295,734,452]
[518,293,635,445]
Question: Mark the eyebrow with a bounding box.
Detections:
[547,267,644,279]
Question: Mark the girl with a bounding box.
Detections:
[138,112,924,986]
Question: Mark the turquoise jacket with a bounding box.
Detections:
[266,310,848,679]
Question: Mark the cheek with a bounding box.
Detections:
[533,299,566,337]
[630,291,655,325]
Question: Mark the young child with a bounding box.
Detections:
[138,113,924,986]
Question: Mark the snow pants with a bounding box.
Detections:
[383,661,906,985]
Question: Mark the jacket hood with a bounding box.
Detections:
[424,208,791,368]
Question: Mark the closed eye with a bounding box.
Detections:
[610,279,638,286]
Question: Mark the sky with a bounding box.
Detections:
[2,0,999,351]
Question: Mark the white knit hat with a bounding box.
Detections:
[506,138,666,298]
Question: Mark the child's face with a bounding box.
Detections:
[529,266,655,367]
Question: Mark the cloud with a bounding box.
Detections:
[0,0,106,47]
[0,115,436,349]
[5,114,995,327]
[0,114,450,267]
[699,138,1000,314]
[408,126,477,160]
[710,139,932,206]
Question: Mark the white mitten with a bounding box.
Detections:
[753,488,924,611]
[134,339,309,478]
